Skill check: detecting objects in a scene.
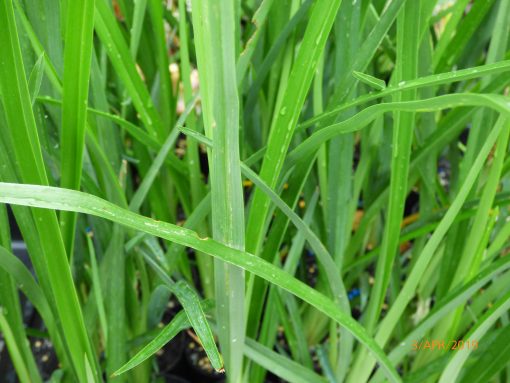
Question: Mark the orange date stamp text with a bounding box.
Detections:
[411,339,478,351]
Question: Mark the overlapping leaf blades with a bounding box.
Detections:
[1,0,510,382]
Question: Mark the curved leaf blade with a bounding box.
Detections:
[0,182,402,383]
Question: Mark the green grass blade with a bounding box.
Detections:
[129,0,148,58]
[0,140,71,370]
[352,70,386,91]
[326,0,406,105]
[439,289,510,383]
[242,0,312,136]
[353,114,507,382]
[0,308,31,383]
[165,193,211,272]
[0,182,402,383]
[129,96,197,212]
[431,0,471,69]
[148,0,175,128]
[114,299,214,376]
[0,1,98,380]
[362,0,421,333]
[241,164,348,308]
[301,60,510,129]
[191,1,246,381]
[85,233,108,344]
[114,308,189,376]
[12,0,62,93]
[451,119,510,285]
[368,259,510,383]
[116,300,323,383]
[142,254,222,370]
[27,53,45,105]
[236,0,275,84]
[434,0,497,72]
[287,94,510,166]
[4,2,509,381]
[94,0,164,140]
[245,0,343,256]
[103,225,127,379]
[0,214,41,383]
[244,338,328,383]
[0,246,54,330]
[369,255,510,381]
[177,129,348,308]
[373,118,504,320]
[59,0,95,255]
[177,0,214,298]
[461,323,510,383]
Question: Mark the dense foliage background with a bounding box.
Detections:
[1,0,510,382]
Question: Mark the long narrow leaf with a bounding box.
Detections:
[0,182,402,383]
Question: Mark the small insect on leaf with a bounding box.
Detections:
[352,70,386,91]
